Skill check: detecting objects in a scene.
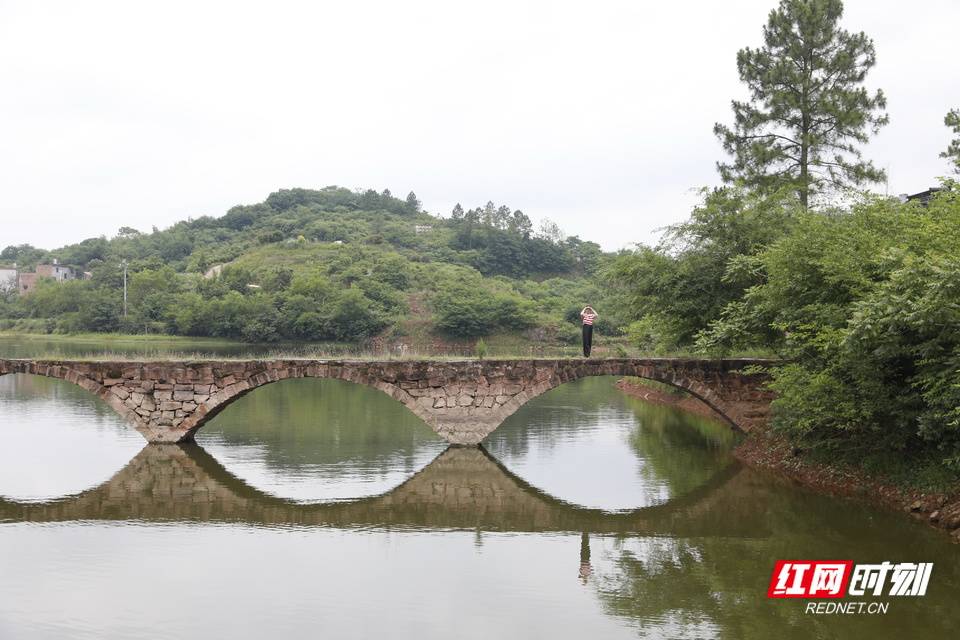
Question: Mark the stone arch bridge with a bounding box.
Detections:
[0,357,775,445]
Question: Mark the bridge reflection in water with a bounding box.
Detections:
[0,443,774,537]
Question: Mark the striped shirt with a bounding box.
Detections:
[581,312,596,326]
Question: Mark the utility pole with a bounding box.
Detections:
[121,260,128,318]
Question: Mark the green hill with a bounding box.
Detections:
[0,186,621,350]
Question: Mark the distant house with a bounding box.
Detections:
[36,260,76,282]
[899,187,942,207]
[17,260,77,295]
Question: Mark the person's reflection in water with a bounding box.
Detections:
[578,531,593,584]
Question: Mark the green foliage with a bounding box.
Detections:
[626,316,676,354]
[76,288,122,332]
[943,108,960,174]
[447,201,580,277]
[431,277,537,338]
[2,185,611,346]
[608,187,796,349]
[327,288,388,341]
[0,244,47,269]
[699,184,960,468]
[714,0,888,207]
[432,289,499,337]
[474,338,488,360]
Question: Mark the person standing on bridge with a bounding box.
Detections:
[580,306,597,357]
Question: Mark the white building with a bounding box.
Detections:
[0,267,16,293]
[36,259,75,282]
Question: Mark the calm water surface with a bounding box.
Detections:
[1,371,958,639]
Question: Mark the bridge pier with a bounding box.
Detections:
[0,357,776,444]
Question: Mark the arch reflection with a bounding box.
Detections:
[0,373,143,501]
[0,442,774,537]
[485,377,740,511]
[196,377,446,501]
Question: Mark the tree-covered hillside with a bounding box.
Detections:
[0,186,620,346]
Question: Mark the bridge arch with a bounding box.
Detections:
[0,360,144,433]
[175,364,437,442]
[491,365,741,438]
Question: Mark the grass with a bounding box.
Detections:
[0,331,243,347]
[0,331,781,362]
[798,443,960,494]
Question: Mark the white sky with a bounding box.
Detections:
[1,0,957,252]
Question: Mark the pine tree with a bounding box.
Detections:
[462,208,480,249]
[491,205,508,229]
[450,203,464,220]
[714,0,888,208]
[481,201,496,227]
[405,191,421,212]
[941,109,960,174]
[509,210,532,238]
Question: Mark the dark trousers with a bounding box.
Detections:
[582,324,593,357]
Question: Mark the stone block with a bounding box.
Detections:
[159,401,182,411]
[173,390,194,401]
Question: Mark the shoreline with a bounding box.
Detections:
[616,378,960,542]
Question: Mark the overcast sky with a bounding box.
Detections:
[1,0,957,252]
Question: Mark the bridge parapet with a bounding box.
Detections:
[0,357,776,445]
